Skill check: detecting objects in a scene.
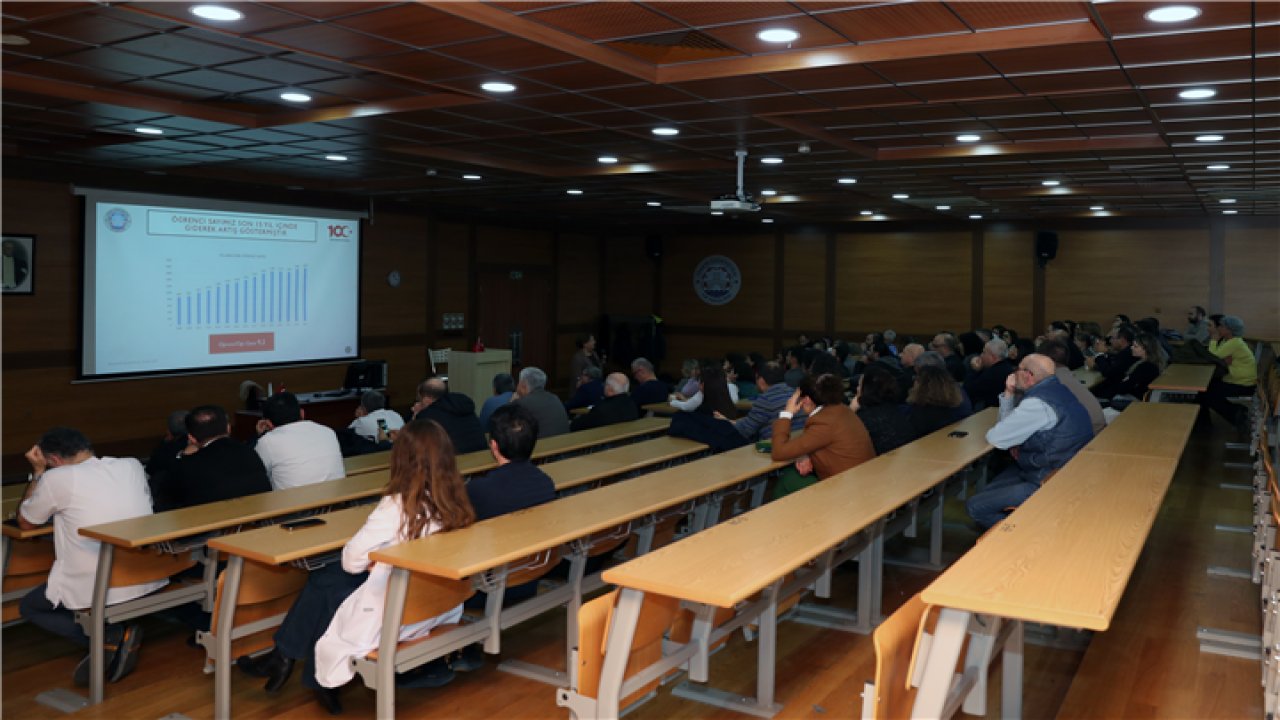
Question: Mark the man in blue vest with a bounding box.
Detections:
[966,353,1093,530]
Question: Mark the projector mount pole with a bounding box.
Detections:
[735,148,748,202]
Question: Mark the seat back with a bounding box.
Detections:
[504,546,564,588]
[865,592,931,720]
[584,524,630,559]
[575,589,679,706]
[2,541,56,623]
[109,547,196,588]
[208,560,308,662]
[403,572,474,626]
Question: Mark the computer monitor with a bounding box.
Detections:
[343,360,386,390]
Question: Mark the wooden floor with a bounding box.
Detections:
[2,414,1261,719]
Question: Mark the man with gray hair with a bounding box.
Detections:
[883,329,898,355]
[514,366,569,438]
[571,372,639,431]
[629,357,668,411]
[565,365,605,411]
[347,390,404,443]
[963,338,1015,410]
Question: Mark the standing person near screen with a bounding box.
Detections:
[254,392,345,490]
[569,333,603,386]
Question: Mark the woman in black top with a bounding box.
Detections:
[906,364,965,437]
[1106,332,1164,405]
[696,363,739,420]
[850,364,916,455]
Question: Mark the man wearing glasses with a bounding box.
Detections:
[966,354,1093,530]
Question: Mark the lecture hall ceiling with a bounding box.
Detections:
[2,1,1277,223]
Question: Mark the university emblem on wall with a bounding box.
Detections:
[693,255,741,306]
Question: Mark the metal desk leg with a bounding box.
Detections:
[2,534,11,580]
[213,555,243,720]
[201,547,220,613]
[911,608,970,719]
[854,524,885,633]
[1002,621,1024,719]
[596,588,645,720]
[753,580,782,711]
[376,568,410,720]
[89,543,115,705]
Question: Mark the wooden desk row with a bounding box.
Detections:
[641,399,754,417]
[1147,364,1214,402]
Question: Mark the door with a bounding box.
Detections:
[476,267,551,376]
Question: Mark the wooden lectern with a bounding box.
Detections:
[448,350,513,414]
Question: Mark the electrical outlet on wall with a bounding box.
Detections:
[442,313,465,330]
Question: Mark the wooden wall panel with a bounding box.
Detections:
[1,178,79,353]
[1224,227,1280,340]
[982,230,1035,336]
[782,231,826,333]
[362,211,428,338]
[662,234,774,330]
[1044,230,1209,332]
[433,221,470,336]
[663,333,775,376]
[602,237,654,318]
[834,232,972,336]
[475,226,552,266]
[556,233,600,325]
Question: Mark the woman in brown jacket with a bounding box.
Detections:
[771,373,875,495]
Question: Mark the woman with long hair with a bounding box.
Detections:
[1103,332,1165,407]
[236,419,476,714]
[906,364,966,437]
[850,364,916,454]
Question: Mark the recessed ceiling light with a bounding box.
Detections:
[462,174,482,180]
[324,154,348,162]
[134,127,164,135]
[760,157,783,165]
[566,189,583,195]
[762,218,774,223]
[892,193,909,200]
[860,210,873,216]
[1145,5,1201,22]
[760,189,777,196]
[480,81,516,93]
[1,34,31,46]
[1223,209,1238,215]
[1090,205,1104,211]
[837,177,857,185]
[652,127,679,136]
[646,201,662,207]
[757,28,799,43]
[956,134,981,143]
[872,214,887,220]
[1220,198,1236,204]
[1195,134,1224,142]
[597,156,618,164]
[710,210,725,216]
[191,5,242,21]
[1207,164,1230,170]
[1179,88,1215,99]
[936,205,951,210]
[1042,180,1061,186]
[969,214,983,219]
[280,92,311,103]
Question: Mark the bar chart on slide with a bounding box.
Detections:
[168,262,309,329]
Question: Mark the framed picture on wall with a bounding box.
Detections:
[1,234,35,295]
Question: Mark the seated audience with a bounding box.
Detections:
[564,365,604,411]
[930,332,966,382]
[1134,316,1173,363]
[676,359,701,398]
[477,372,515,429]
[1047,322,1084,369]
[254,392,345,490]
[237,420,477,713]
[783,346,806,388]
[347,390,404,443]
[907,365,967,437]
[154,405,270,511]
[570,373,639,431]
[729,356,759,399]
[629,357,668,411]
[19,427,158,685]
[898,342,925,388]
[770,374,875,497]
[1009,337,1036,363]
[411,378,487,454]
[718,361,804,442]
[1088,324,1138,398]
[966,354,1093,529]
[916,350,974,417]
[851,364,916,455]
[145,410,190,504]
[963,338,1015,410]
[513,367,570,438]
[670,362,739,413]
[1099,332,1164,407]
[1199,314,1258,428]
[1184,305,1209,343]
[1039,337,1106,435]
[883,329,899,355]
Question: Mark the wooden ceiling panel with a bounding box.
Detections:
[436,36,581,71]
[561,108,661,128]
[119,2,301,34]
[358,52,488,84]
[514,92,614,114]
[1052,91,1144,113]
[298,76,421,102]
[639,101,738,122]
[1,2,96,23]
[525,3,684,41]
[810,86,921,110]
[109,32,261,67]
[584,83,699,107]
[150,68,282,95]
[870,53,999,83]
[958,97,1062,118]
[1114,28,1253,66]
[669,75,792,101]
[506,116,597,134]
[20,11,166,45]
[2,32,93,59]
[1010,69,1133,95]
[118,77,227,102]
[945,2,1091,30]
[260,2,396,21]
[1128,59,1256,88]
[218,56,346,85]
[251,23,410,60]
[905,77,1021,103]
[722,93,830,115]
[764,64,887,92]
[873,104,974,124]
[1002,127,1088,142]
[515,62,641,91]
[331,5,502,49]
[34,46,192,78]
[9,59,139,87]
[817,3,970,43]
[983,41,1118,74]
[698,16,855,54]
[644,2,799,27]
[1094,2,1254,37]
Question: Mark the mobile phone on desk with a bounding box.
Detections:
[281,518,326,531]
[948,431,969,438]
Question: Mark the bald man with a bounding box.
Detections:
[570,372,639,432]
[966,353,1093,529]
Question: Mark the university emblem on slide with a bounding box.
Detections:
[693,255,741,306]
[105,208,131,232]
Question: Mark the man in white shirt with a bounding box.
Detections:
[346,390,403,443]
[254,392,346,490]
[18,427,160,685]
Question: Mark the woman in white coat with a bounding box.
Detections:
[235,419,476,714]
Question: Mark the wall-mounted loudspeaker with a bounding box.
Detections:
[1035,231,1059,267]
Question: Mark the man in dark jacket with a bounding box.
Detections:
[512,367,570,438]
[411,378,487,453]
[156,405,271,511]
[963,339,1016,411]
[1088,324,1138,399]
[628,357,668,411]
[570,373,639,432]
